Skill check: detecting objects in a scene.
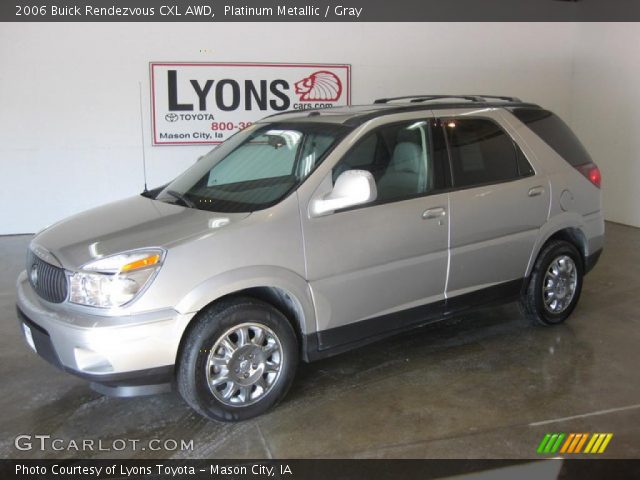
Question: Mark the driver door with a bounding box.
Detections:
[300,118,451,351]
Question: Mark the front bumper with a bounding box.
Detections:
[16,271,195,396]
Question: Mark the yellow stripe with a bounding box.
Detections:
[597,434,613,454]
[584,433,598,453]
[574,433,589,453]
[568,434,582,453]
[560,433,575,453]
[590,434,606,454]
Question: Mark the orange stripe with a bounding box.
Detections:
[574,433,589,453]
[567,434,582,453]
[560,433,575,453]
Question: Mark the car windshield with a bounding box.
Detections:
[154,122,349,212]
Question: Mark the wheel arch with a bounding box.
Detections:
[526,216,588,279]
[174,267,316,365]
[545,228,588,266]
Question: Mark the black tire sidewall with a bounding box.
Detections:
[532,242,583,325]
[178,300,298,422]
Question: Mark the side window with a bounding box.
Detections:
[296,132,338,179]
[443,118,521,188]
[332,120,444,204]
[510,108,593,167]
[516,144,535,177]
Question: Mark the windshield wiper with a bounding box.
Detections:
[166,190,196,208]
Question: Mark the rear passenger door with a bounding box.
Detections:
[440,112,550,303]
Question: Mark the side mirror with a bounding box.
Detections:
[310,170,377,217]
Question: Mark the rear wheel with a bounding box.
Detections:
[520,240,583,326]
[177,297,298,422]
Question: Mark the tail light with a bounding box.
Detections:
[575,163,601,188]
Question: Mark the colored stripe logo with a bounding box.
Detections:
[537,433,613,454]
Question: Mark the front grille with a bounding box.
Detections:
[26,250,68,303]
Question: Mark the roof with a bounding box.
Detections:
[260,95,541,127]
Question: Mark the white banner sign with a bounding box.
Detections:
[150,62,351,145]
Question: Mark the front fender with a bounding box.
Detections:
[174,266,316,336]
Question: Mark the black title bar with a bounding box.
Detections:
[2,0,640,22]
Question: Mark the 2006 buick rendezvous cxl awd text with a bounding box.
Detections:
[17,96,604,421]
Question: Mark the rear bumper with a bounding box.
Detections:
[16,271,195,396]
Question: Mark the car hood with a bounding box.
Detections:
[31,195,250,269]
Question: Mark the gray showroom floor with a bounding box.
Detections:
[0,222,639,459]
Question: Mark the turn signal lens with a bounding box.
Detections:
[121,254,161,272]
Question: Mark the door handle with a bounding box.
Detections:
[528,186,545,197]
[422,207,446,219]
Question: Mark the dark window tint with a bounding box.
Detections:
[443,118,519,188]
[516,144,535,177]
[510,108,593,167]
[432,122,452,187]
[333,120,448,205]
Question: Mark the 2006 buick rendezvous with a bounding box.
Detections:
[17,96,603,421]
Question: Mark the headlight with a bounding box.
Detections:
[69,249,165,308]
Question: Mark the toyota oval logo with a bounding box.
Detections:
[165,113,179,122]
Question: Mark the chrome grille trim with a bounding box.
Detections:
[26,250,68,303]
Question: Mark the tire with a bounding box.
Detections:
[520,240,584,326]
[176,297,298,422]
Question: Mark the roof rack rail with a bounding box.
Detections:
[468,94,522,102]
[374,94,521,104]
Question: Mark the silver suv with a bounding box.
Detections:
[16,95,604,421]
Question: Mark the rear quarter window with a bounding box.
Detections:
[510,108,593,167]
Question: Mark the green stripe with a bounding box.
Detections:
[537,434,552,454]
[544,434,559,453]
[551,433,566,453]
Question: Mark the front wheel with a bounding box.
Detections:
[520,240,584,326]
[177,298,298,422]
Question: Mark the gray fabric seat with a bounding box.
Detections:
[377,142,426,200]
